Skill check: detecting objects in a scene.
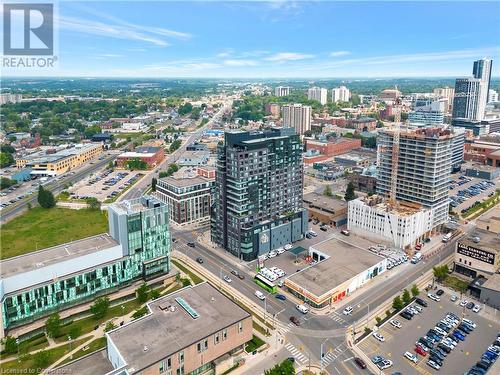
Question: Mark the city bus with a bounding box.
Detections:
[254,274,277,294]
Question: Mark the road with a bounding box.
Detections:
[121,100,232,201]
[0,152,118,223]
[169,222,473,374]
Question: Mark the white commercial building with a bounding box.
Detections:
[281,103,311,134]
[274,86,291,97]
[331,86,351,103]
[489,89,499,103]
[408,99,446,126]
[348,196,433,249]
[307,87,328,105]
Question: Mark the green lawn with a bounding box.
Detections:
[0,338,89,373]
[58,337,107,366]
[171,259,204,284]
[0,207,108,259]
[443,275,469,293]
[245,335,265,353]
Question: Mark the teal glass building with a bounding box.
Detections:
[0,196,170,334]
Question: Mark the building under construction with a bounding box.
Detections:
[348,127,455,249]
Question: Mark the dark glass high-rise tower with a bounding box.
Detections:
[211,128,308,261]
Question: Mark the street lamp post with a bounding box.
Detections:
[68,335,73,359]
[16,338,20,362]
[320,338,330,373]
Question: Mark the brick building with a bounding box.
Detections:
[117,146,165,169]
[305,138,361,157]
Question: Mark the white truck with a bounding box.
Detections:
[411,252,422,264]
[442,232,452,243]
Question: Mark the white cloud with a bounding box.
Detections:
[329,51,350,57]
[223,59,258,66]
[265,52,314,62]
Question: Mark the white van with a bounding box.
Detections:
[296,304,309,314]
[255,290,265,300]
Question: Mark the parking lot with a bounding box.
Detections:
[449,172,499,214]
[69,169,143,201]
[357,290,500,374]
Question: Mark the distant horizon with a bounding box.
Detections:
[4,76,500,80]
[2,1,500,78]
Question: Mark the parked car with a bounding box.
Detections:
[428,293,440,302]
[372,332,385,342]
[415,345,427,356]
[466,302,475,309]
[390,319,402,329]
[415,298,428,307]
[473,305,481,313]
[436,289,444,296]
[371,356,384,364]
[354,357,366,369]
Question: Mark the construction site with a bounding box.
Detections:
[349,103,457,250]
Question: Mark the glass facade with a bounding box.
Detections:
[1,197,170,330]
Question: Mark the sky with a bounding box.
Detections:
[3,0,500,78]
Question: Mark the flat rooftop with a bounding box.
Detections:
[107,283,250,372]
[481,273,500,292]
[287,236,385,297]
[303,193,347,213]
[458,228,500,254]
[0,234,118,279]
[52,349,114,375]
[159,176,210,187]
[112,196,164,215]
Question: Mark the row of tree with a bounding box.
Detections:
[393,284,420,310]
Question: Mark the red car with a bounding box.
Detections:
[415,345,427,356]
[354,357,366,369]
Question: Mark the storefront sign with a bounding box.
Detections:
[457,242,495,265]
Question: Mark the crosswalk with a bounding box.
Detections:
[320,345,346,368]
[285,342,308,364]
[281,322,294,333]
[329,312,347,325]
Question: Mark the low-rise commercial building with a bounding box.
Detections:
[303,193,347,227]
[15,143,103,176]
[347,117,377,131]
[117,146,165,169]
[305,138,361,157]
[335,154,372,168]
[285,237,387,309]
[348,195,433,249]
[0,196,171,336]
[156,176,214,225]
[454,229,500,279]
[106,283,252,375]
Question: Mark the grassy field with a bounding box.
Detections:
[171,259,204,284]
[0,207,108,259]
[0,338,89,373]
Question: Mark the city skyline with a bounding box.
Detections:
[2,1,500,78]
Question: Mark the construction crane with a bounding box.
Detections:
[389,95,401,204]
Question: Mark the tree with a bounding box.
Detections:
[433,265,449,282]
[45,313,61,338]
[323,185,333,197]
[84,125,102,139]
[37,186,56,208]
[136,283,150,303]
[392,296,403,311]
[68,325,82,339]
[90,297,110,320]
[150,289,161,300]
[33,350,51,369]
[0,144,16,154]
[178,102,193,115]
[411,284,420,298]
[0,152,14,168]
[126,158,148,170]
[1,335,18,354]
[344,182,356,201]
[169,139,182,153]
[104,321,117,333]
[0,177,17,190]
[264,359,295,375]
[151,177,157,192]
[86,197,101,210]
[107,161,114,170]
[402,289,411,305]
